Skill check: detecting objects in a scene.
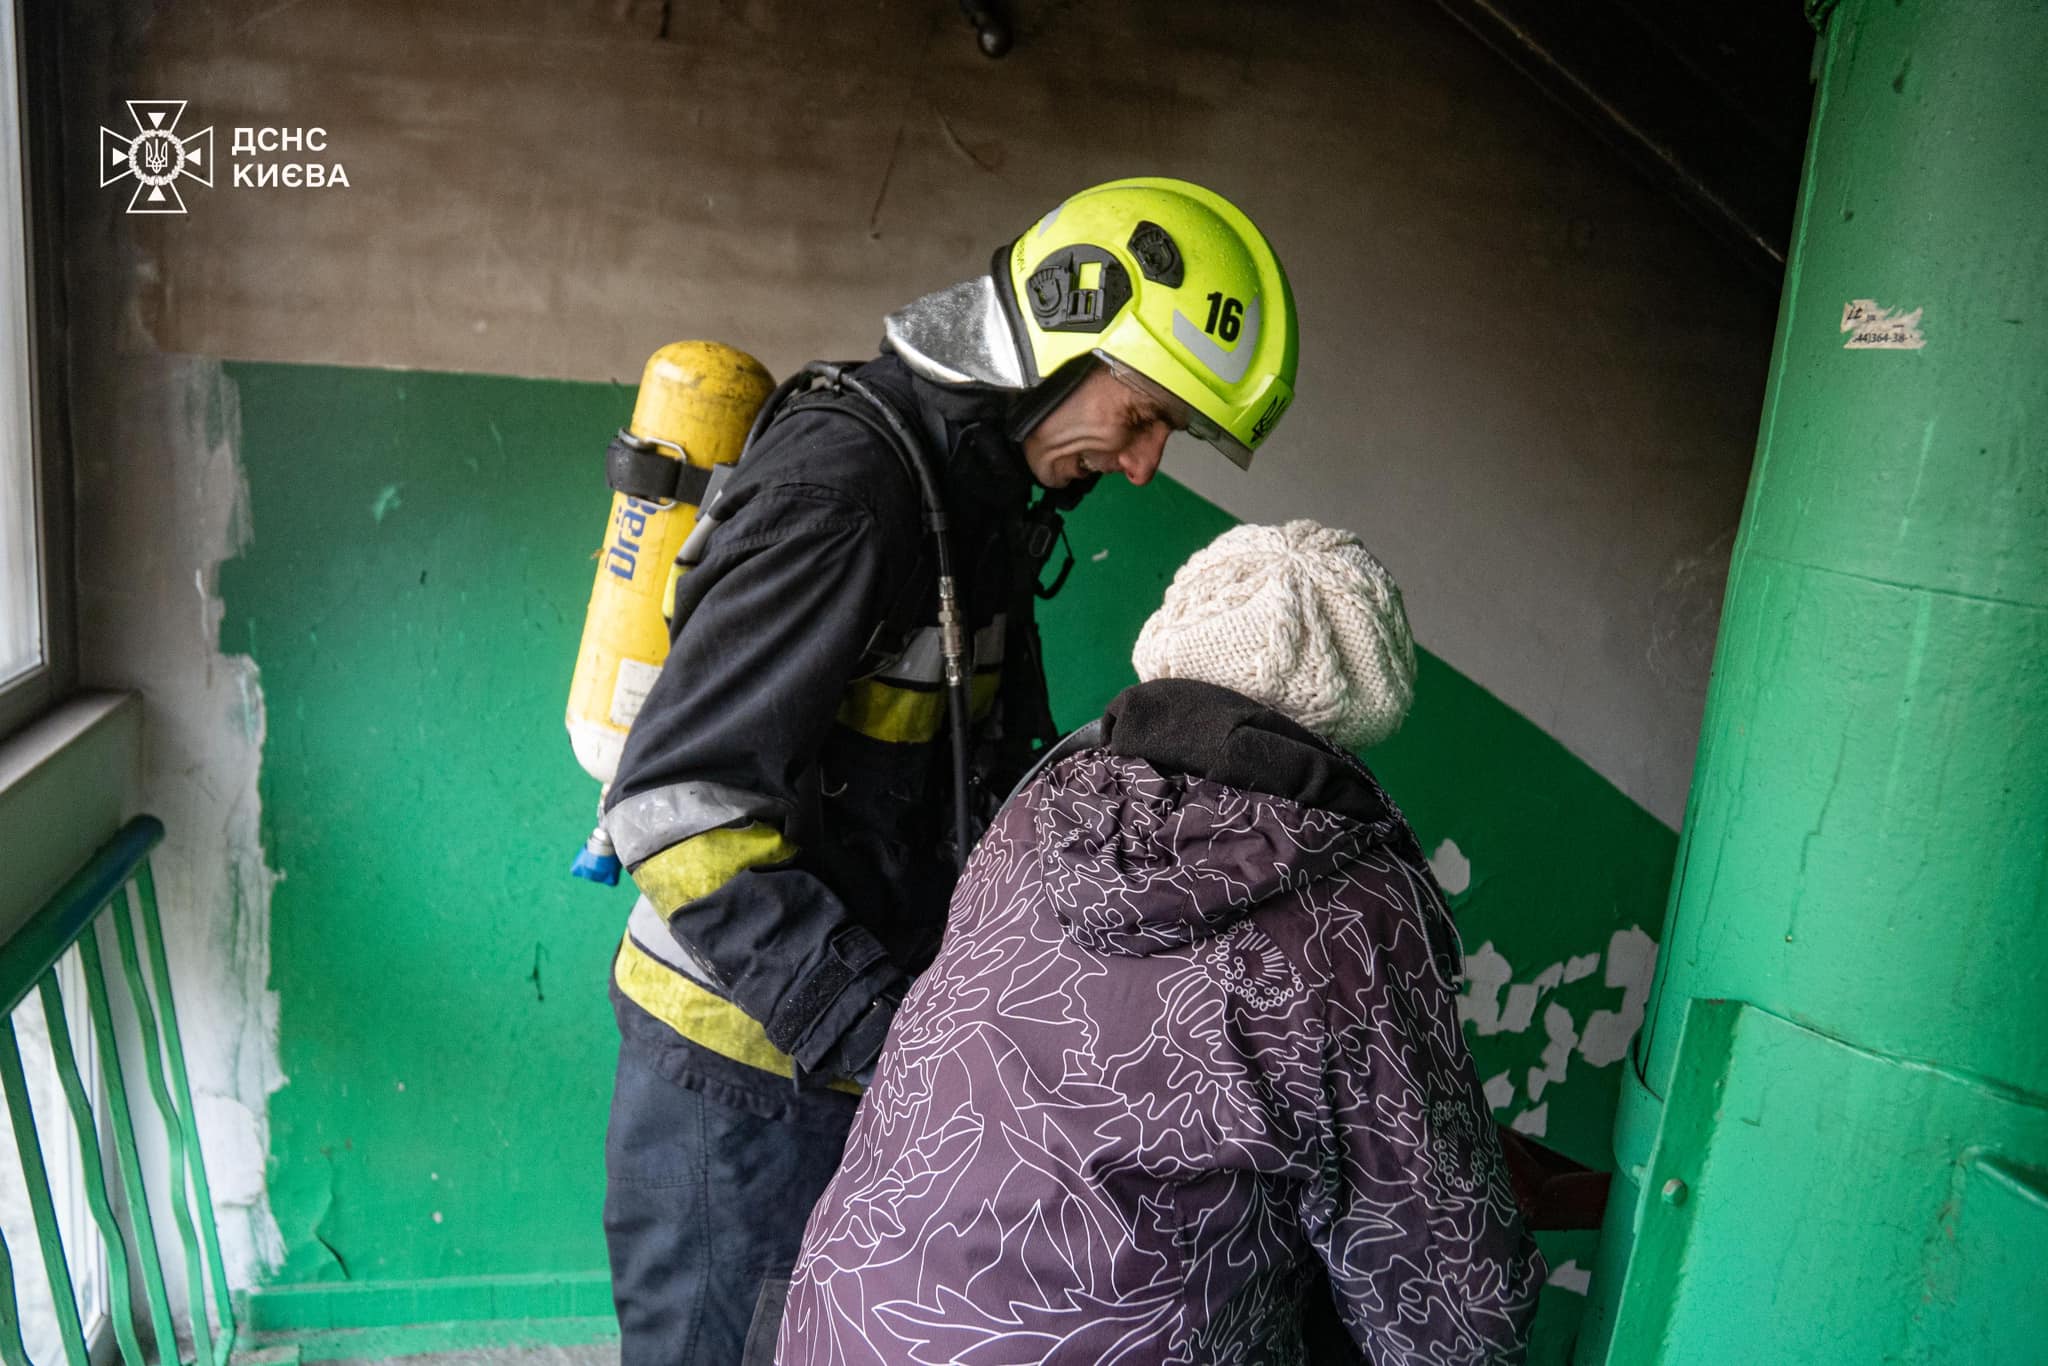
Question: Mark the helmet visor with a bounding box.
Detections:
[1097,352,1255,470]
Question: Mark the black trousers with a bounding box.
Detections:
[604,1045,858,1366]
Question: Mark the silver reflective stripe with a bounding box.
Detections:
[880,628,947,686]
[676,507,725,570]
[626,894,721,986]
[873,616,1007,686]
[1171,294,1262,385]
[605,780,788,867]
[974,617,1006,670]
[699,463,736,510]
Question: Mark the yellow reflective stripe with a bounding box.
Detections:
[837,680,944,743]
[632,822,797,911]
[971,671,1000,721]
[661,560,686,624]
[835,672,1003,744]
[613,934,861,1096]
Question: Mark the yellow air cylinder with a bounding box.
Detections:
[565,341,773,880]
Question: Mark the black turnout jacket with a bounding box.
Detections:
[603,353,1046,1103]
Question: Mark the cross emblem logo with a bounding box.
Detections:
[100,101,213,214]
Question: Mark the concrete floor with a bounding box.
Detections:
[322,1347,616,1366]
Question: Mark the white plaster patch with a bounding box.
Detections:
[1428,838,1472,895]
[75,359,287,1290]
[1091,548,1110,562]
[1841,299,1927,350]
[193,1095,268,1209]
[1577,925,1658,1067]
[1482,1071,1515,1112]
[1497,961,1563,1035]
[1510,1103,1549,1137]
[1498,983,1539,1035]
[1526,1002,1580,1102]
[1549,1259,1592,1295]
[1457,941,1512,1034]
[1563,952,1600,984]
[1461,948,1576,1038]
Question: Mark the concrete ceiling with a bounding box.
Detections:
[1425,0,1818,275]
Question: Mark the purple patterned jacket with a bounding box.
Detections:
[780,681,1542,1365]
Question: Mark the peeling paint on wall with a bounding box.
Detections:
[1579,926,1658,1067]
[1502,962,1566,1036]
[1549,1260,1592,1295]
[1458,923,1662,1161]
[1483,1071,1516,1110]
[1460,942,1515,1035]
[74,359,288,1287]
[1428,838,1473,896]
[1528,1003,1580,1103]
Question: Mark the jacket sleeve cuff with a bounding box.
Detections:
[765,924,899,1071]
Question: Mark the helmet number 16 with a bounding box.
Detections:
[1202,292,1245,343]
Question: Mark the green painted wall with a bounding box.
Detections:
[219,362,1674,1355]
[218,366,640,1292]
[1578,1,2048,1358]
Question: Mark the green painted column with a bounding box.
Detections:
[1576,2,2048,1361]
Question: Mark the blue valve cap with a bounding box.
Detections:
[571,847,622,885]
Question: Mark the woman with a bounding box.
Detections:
[779,521,1542,1365]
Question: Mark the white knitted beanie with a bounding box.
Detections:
[1132,520,1417,750]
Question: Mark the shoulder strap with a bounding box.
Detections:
[779,387,934,529]
[769,386,937,677]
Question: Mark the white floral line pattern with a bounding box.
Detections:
[781,749,1541,1365]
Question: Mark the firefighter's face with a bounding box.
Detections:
[1023,365,1179,489]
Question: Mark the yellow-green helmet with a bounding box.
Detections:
[884,177,1298,467]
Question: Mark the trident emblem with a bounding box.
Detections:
[100,101,213,214]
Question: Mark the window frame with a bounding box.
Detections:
[0,0,76,744]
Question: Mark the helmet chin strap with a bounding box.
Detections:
[1003,354,1098,445]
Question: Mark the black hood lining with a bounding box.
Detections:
[1100,679,1391,827]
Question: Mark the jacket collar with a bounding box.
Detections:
[1101,679,1392,827]
[862,352,1036,514]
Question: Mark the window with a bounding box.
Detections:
[0,0,72,741]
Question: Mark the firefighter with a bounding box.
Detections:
[599,177,1299,1366]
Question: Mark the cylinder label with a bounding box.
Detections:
[609,657,662,728]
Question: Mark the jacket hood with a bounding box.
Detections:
[1031,679,1406,956]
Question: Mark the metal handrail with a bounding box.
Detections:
[0,817,237,1366]
[0,819,163,1018]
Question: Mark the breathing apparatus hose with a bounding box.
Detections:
[746,361,976,872]
[819,364,975,874]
